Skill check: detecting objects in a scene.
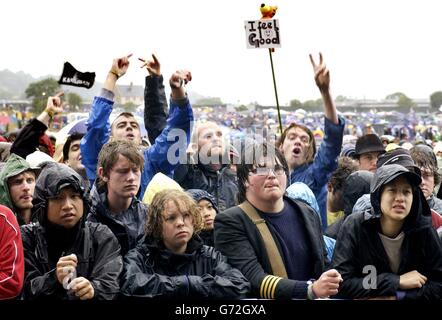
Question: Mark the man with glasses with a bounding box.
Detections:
[410,145,442,232]
[215,141,342,300]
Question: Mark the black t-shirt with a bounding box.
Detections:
[260,199,314,281]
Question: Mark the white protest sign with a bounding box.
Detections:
[244,19,281,49]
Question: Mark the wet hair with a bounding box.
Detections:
[410,147,440,186]
[111,112,139,133]
[63,132,84,161]
[278,123,316,164]
[327,156,358,193]
[237,140,289,203]
[145,189,203,239]
[97,140,144,188]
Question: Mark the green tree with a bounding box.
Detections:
[430,91,442,110]
[302,98,322,109]
[25,78,60,113]
[385,92,416,108]
[123,101,137,113]
[235,105,248,112]
[66,92,82,110]
[195,97,223,105]
[289,99,302,108]
[335,95,348,102]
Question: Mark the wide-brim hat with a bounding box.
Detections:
[355,134,385,156]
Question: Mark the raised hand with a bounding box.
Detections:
[169,69,192,100]
[139,53,161,76]
[109,53,133,78]
[46,91,64,114]
[309,52,330,93]
[170,70,192,89]
[309,52,338,124]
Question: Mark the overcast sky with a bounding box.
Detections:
[1,0,441,105]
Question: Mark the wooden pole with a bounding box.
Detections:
[268,48,283,134]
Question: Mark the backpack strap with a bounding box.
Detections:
[239,201,287,278]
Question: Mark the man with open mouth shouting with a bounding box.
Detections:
[278,53,345,230]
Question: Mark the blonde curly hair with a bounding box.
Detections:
[145,189,203,240]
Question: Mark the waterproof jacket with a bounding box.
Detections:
[214,196,327,299]
[0,154,36,225]
[120,235,250,299]
[289,116,345,230]
[20,162,122,300]
[428,195,442,215]
[21,221,123,300]
[0,205,24,299]
[87,184,147,256]
[174,162,238,212]
[80,88,193,200]
[144,74,168,145]
[332,164,442,300]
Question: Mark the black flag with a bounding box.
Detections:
[58,62,95,89]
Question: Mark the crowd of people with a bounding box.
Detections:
[0,53,441,301]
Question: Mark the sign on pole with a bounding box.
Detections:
[244,19,281,49]
[244,17,283,133]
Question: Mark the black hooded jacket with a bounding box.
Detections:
[21,163,123,300]
[174,162,238,212]
[120,235,250,299]
[332,164,442,300]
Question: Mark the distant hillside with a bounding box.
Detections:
[0,69,102,101]
[0,69,35,99]
[0,69,218,105]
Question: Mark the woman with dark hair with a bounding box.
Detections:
[120,189,250,299]
[332,164,442,300]
[21,163,122,300]
[187,189,218,247]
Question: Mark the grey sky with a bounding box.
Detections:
[1,0,441,105]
